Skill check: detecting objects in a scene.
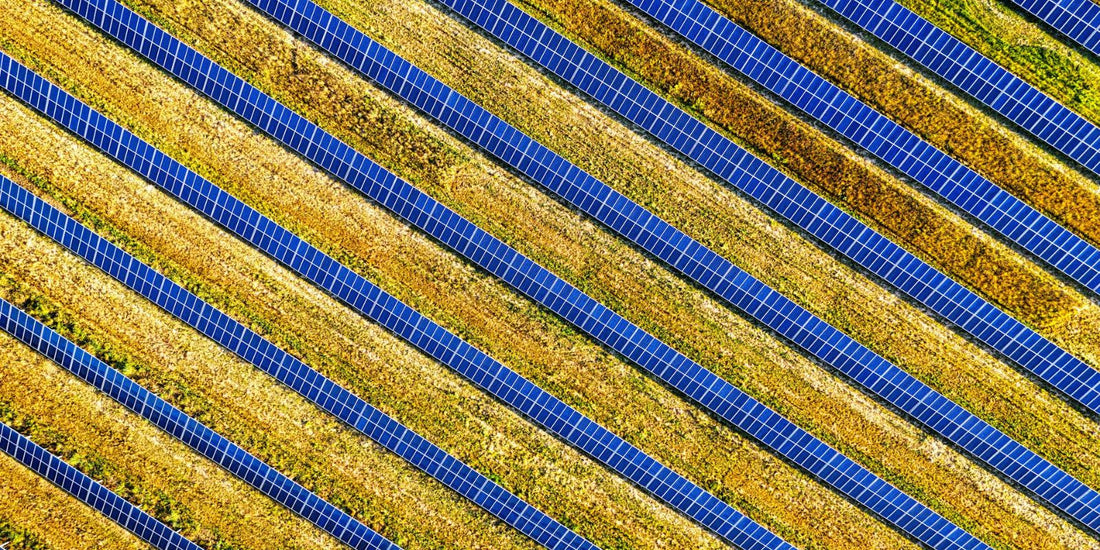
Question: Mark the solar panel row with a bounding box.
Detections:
[0,419,201,550]
[433,0,1100,422]
[1007,0,1100,57]
[0,40,786,550]
[431,0,1100,534]
[54,1,991,547]
[0,174,594,548]
[628,0,1100,307]
[0,279,400,550]
[811,0,1100,181]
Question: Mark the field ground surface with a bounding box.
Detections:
[0,0,1098,548]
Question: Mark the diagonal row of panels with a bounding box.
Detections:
[0,288,400,550]
[277,0,1100,535]
[811,0,1100,184]
[1006,0,1100,57]
[65,0,1100,543]
[432,0,1100,421]
[0,160,595,548]
[627,0,1100,315]
[51,0,1006,547]
[0,42,791,550]
[0,419,201,550]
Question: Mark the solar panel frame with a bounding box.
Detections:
[0,420,202,550]
[0,278,400,550]
[811,0,1100,185]
[623,0,1100,299]
[0,39,787,550]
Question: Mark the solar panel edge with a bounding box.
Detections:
[0,408,203,550]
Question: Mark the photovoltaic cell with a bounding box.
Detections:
[0,179,591,550]
[0,42,786,550]
[42,0,1099,543]
[812,0,1100,186]
[1007,0,1100,56]
[0,288,400,550]
[0,419,201,550]
[627,0,1100,310]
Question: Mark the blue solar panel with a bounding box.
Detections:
[44,1,992,547]
[0,420,202,550]
[0,288,399,550]
[1008,0,1100,57]
[0,41,788,550]
[0,181,592,550]
[626,0,1100,306]
[42,0,1100,544]
[812,0,1100,183]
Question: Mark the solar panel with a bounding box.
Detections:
[626,0,1100,306]
[0,420,202,550]
[811,0,1100,183]
[1006,0,1100,57]
[0,181,594,550]
[0,47,788,550]
[43,0,1099,543]
[43,1,994,547]
[0,292,400,550]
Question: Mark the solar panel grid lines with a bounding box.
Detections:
[813,0,1100,184]
[416,0,1100,535]
[0,36,790,550]
[1008,0,1100,56]
[0,420,201,550]
[47,1,996,547]
[0,286,400,550]
[628,0,1100,300]
[0,175,596,550]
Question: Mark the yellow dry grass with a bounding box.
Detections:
[899,0,1100,127]
[0,0,1097,548]
[0,451,147,550]
[0,330,340,550]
